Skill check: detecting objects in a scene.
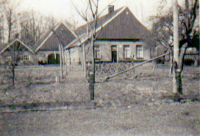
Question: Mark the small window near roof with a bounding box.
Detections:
[136,45,143,59]
[22,55,29,60]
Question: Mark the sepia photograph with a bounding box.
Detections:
[0,0,199,135]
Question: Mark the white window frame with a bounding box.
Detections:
[136,45,143,59]
[123,45,131,59]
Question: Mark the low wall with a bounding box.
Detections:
[86,62,153,76]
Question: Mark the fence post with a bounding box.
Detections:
[55,73,60,84]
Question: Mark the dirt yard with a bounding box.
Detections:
[0,64,199,135]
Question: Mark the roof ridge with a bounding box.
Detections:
[0,39,34,54]
[96,6,126,32]
[127,8,150,31]
[34,21,77,52]
[76,6,124,30]
[65,6,126,49]
[33,22,61,52]
[61,22,77,38]
[34,22,63,52]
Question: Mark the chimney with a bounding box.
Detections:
[108,5,114,13]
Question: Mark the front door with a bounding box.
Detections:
[111,45,117,62]
[111,51,117,62]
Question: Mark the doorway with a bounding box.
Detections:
[111,45,117,62]
[48,54,60,64]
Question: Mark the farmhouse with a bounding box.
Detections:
[33,22,77,64]
[0,39,35,65]
[0,6,152,67]
[64,6,150,65]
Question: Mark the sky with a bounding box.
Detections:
[17,0,183,28]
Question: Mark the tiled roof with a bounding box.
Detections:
[75,7,124,36]
[96,7,149,40]
[32,29,52,51]
[33,22,76,52]
[65,7,125,49]
[65,6,150,49]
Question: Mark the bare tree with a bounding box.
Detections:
[147,0,199,101]
[35,14,55,41]
[0,0,7,43]
[145,9,174,73]
[52,31,65,79]
[2,0,21,43]
[66,18,88,77]
[173,0,199,100]
[0,13,4,43]
[45,16,57,30]
[48,22,67,79]
[20,10,45,46]
[0,35,25,86]
[71,0,117,100]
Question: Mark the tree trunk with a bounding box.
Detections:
[174,43,187,100]
[8,24,11,43]
[59,44,63,79]
[169,51,173,76]
[12,67,15,86]
[176,72,182,94]
[173,0,180,98]
[174,71,182,101]
[82,43,86,78]
[91,35,95,83]
[89,30,95,100]
[69,50,71,71]
[89,73,94,100]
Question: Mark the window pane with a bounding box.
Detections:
[22,55,29,60]
[136,45,143,58]
[123,45,130,58]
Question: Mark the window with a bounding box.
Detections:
[123,45,130,59]
[22,55,29,61]
[6,56,12,61]
[94,46,100,59]
[136,45,143,59]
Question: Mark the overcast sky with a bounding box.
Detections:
[17,0,183,28]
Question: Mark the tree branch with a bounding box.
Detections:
[178,43,188,71]
[188,0,198,34]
